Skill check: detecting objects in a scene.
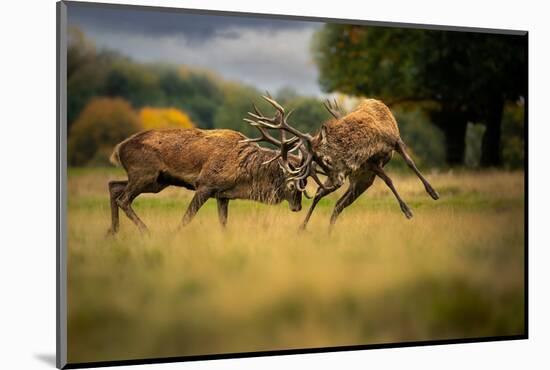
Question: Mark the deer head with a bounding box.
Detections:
[242,95,345,195]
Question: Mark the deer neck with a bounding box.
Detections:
[245,148,286,204]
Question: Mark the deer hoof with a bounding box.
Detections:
[427,186,440,200]
[401,204,413,219]
[106,228,118,237]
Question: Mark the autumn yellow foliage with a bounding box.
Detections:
[139,107,195,130]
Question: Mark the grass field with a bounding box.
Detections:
[67,167,525,363]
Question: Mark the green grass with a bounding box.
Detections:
[67,168,525,363]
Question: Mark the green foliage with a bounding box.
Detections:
[212,82,265,137]
[313,24,527,166]
[68,97,140,166]
[68,26,526,170]
[68,27,336,148]
[501,101,525,169]
[313,25,526,111]
[67,28,224,130]
[276,87,332,134]
[392,108,446,169]
[104,60,165,107]
[156,67,224,128]
[312,26,422,100]
[67,26,96,80]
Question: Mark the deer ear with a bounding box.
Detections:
[320,125,328,144]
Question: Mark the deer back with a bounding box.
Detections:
[114,128,291,202]
[317,99,401,172]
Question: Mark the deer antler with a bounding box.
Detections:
[242,95,334,192]
[323,98,342,119]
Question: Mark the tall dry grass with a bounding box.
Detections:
[67,168,525,363]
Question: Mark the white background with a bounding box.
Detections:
[0,0,548,368]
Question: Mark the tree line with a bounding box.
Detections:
[67,26,524,169]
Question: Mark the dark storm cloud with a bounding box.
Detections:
[68,3,318,42]
[67,2,325,96]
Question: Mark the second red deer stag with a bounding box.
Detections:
[242,96,440,229]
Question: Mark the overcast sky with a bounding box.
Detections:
[68,3,326,96]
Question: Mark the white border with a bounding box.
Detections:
[1,0,548,369]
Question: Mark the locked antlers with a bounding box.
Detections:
[242,95,332,192]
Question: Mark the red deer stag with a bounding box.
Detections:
[242,96,440,230]
[107,113,310,234]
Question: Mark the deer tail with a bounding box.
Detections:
[109,132,142,167]
[109,142,122,167]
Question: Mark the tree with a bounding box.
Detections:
[67,26,110,127]
[313,25,527,166]
[139,107,194,130]
[276,88,331,134]
[213,82,265,138]
[68,97,140,166]
[157,67,223,128]
[104,60,165,107]
[68,26,96,80]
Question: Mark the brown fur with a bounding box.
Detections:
[314,99,400,177]
[301,99,439,229]
[107,128,302,234]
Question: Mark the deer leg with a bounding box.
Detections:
[371,165,413,219]
[395,140,439,200]
[107,180,127,235]
[181,188,213,227]
[217,198,229,227]
[300,181,338,230]
[116,177,166,233]
[330,174,375,227]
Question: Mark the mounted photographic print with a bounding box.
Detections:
[56,1,528,368]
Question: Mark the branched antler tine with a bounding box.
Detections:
[247,112,278,125]
[239,137,263,143]
[244,117,263,126]
[294,168,312,181]
[285,109,294,121]
[323,100,333,116]
[279,160,301,175]
[262,153,282,165]
[295,146,304,162]
[243,118,282,146]
[309,169,328,190]
[262,95,285,114]
[257,126,283,145]
[247,95,328,197]
[252,103,265,117]
[280,162,301,179]
[295,177,308,192]
[288,142,302,156]
[324,98,342,119]
[251,119,281,130]
[294,177,314,199]
[286,136,300,147]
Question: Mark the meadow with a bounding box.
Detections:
[67,168,525,363]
